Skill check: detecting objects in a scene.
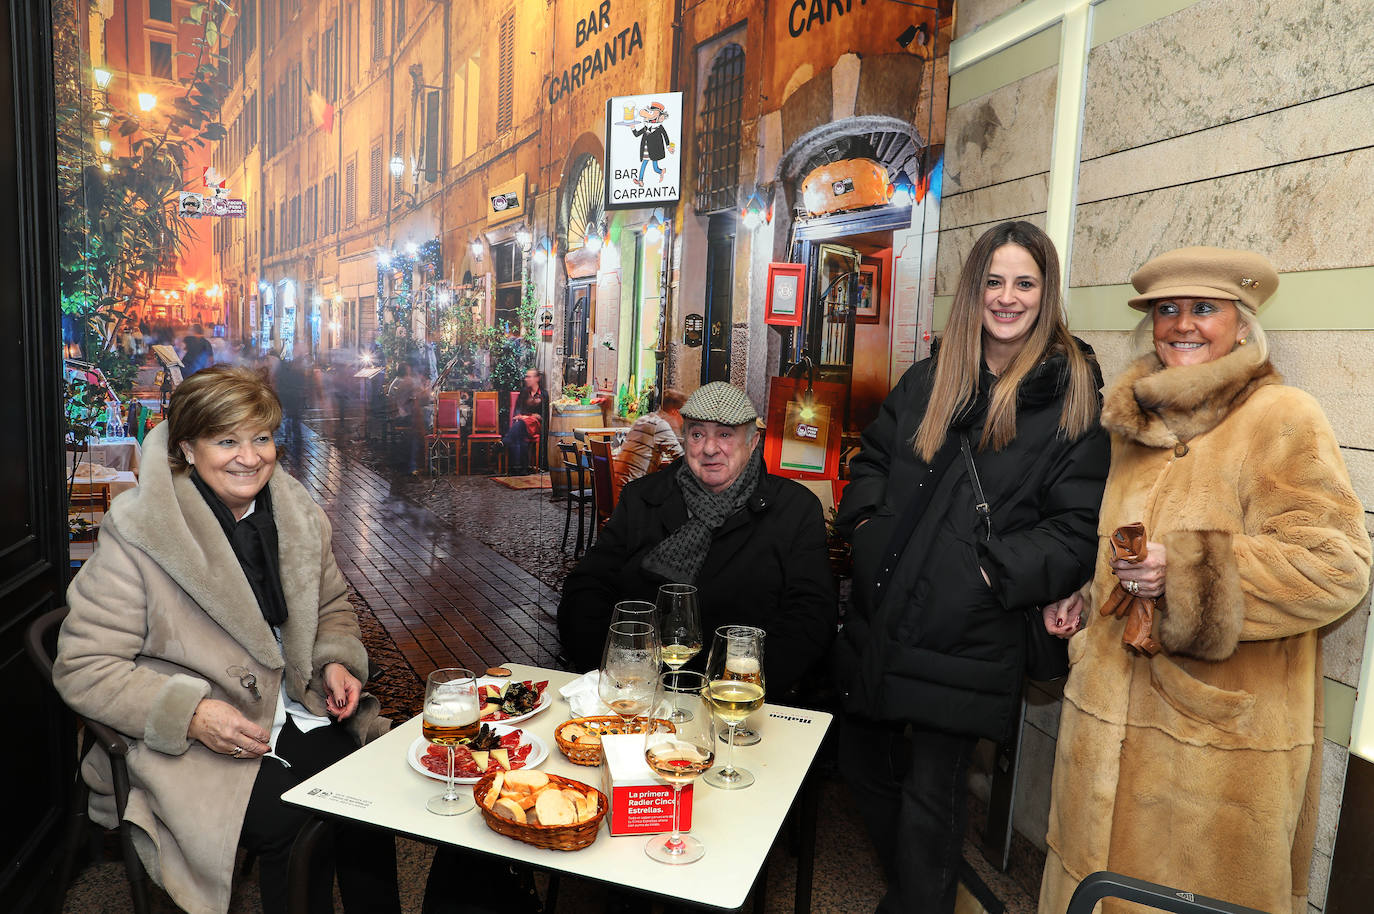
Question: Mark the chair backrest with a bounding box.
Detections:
[588,438,616,522]
[433,397,460,432]
[471,391,500,434]
[558,441,588,489]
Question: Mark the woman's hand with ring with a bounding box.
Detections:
[188,697,269,758]
[1110,540,1168,599]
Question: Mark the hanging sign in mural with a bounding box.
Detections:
[605,92,683,209]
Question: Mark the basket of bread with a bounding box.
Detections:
[554,716,675,766]
[475,768,607,851]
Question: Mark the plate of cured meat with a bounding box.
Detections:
[476,678,552,726]
[409,724,548,785]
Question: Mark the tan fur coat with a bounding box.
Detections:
[1039,346,1371,914]
[53,423,382,914]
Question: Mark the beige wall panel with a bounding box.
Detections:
[1011,720,1056,851]
[956,0,1029,39]
[1081,0,1374,160]
[1077,86,1374,206]
[1269,331,1374,451]
[1071,148,1374,287]
[1072,329,1135,383]
[935,212,1046,295]
[941,171,1048,230]
[943,65,1057,195]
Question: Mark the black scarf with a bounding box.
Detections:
[190,470,290,626]
[641,447,763,584]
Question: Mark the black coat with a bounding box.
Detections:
[834,341,1108,742]
[558,459,837,697]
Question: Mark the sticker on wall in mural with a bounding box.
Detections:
[605,92,682,209]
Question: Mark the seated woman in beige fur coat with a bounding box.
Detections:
[1038,247,1372,914]
[54,365,402,914]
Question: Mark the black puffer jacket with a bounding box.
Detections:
[834,340,1108,742]
[558,458,837,697]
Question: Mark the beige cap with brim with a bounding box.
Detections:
[1127,246,1278,314]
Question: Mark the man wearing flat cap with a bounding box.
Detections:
[558,381,837,697]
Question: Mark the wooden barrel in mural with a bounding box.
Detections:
[549,402,603,495]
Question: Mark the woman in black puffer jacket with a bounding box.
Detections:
[834,221,1108,914]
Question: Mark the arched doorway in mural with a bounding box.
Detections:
[557,153,604,387]
[778,116,928,433]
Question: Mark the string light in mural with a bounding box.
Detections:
[532,237,553,265]
[374,238,442,354]
[740,189,771,230]
[643,210,664,244]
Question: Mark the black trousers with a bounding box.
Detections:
[839,717,976,914]
[239,717,401,914]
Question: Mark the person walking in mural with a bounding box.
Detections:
[631,101,674,186]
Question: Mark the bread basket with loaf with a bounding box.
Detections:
[554,716,675,766]
[474,768,607,851]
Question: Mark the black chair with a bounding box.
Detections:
[558,441,595,556]
[25,606,152,914]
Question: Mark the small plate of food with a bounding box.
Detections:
[409,724,548,784]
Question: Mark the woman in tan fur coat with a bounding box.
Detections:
[1039,247,1371,914]
[54,366,401,914]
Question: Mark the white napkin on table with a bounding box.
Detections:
[559,671,615,718]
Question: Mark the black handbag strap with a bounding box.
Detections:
[959,432,992,541]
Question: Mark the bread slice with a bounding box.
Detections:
[503,770,550,794]
[534,788,577,826]
[483,772,505,809]
[492,797,526,825]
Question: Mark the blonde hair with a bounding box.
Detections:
[1131,302,1267,361]
[913,221,1100,461]
[167,364,282,473]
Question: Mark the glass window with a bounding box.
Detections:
[149,40,173,81]
[695,44,745,214]
[149,0,172,22]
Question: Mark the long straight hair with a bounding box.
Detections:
[913,221,1099,461]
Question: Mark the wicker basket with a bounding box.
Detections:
[474,770,607,851]
[554,716,674,766]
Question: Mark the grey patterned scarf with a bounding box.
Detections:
[642,448,763,584]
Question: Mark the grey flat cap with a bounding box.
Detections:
[680,382,759,426]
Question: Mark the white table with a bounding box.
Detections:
[282,664,831,912]
[67,437,142,473]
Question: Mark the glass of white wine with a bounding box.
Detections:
[643,670,714,864]
[656,584,702,722]
[703,625,765,789]
[422,668,479,815]
[599,620,659,727]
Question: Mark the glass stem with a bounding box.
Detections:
[446,746,456,800]
[725,723,737,774]
[666,783,684,850]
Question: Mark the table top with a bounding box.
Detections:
[282,663,832,910]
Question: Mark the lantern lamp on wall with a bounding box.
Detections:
[741,190,769,230]
[890,168,917,208]
[643,211,664,244]
[470,238,484,260]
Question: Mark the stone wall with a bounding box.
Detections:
[944,1,1374,909]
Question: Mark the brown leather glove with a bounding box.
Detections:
[1100,522,1162,656]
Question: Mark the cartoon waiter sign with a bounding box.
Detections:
[631,101,675,186]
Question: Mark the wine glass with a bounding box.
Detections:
[422,668,479,815]
[703,626,765,789]
[611,600,657,628]
[599,620,659,726]
[643,670,714,864]
[655,584,702,722]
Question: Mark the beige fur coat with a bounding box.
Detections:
[53,423,381,914]
[1039,346,1371,914]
